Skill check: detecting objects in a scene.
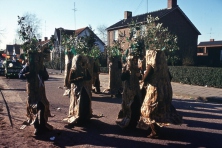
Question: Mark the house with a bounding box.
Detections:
[37,37,51,61]
[5,44,22,60]
[0,50,5,61]
[106,0,201,65]
[53,27,105,54]
[197,39,222,67]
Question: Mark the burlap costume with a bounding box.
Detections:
[63,51,74,96]
[106,56,122,97]
[116,56,142,128]
[20,52,52,128]
[63,55,92,124]
[137,50,182,130]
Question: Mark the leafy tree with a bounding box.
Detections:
[61,26,101,58]
[16,13,41,45]
[106,41,122,59]
[17,15,38,53]
[121,15,180,65]
[18,13,41,40]
[17,14,54,71]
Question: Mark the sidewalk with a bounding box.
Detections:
[171,82,222,103]
[47,69,222,103]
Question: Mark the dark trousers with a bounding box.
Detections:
[94,78,100,92]
[33,101,46,129]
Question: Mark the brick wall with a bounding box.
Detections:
[157,9,199,65]
[107,9,199,65]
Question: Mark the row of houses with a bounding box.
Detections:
[1,0,222,67]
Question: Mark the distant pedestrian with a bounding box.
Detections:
[137,50,182,138]
[92,58,101,93]
[63,54,92,126]
[103,56,122,98]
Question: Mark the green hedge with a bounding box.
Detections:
[100,67,109,73]
[169,66,222,88]
[101,66,222,88]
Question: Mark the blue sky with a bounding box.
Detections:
[0,0,221,49]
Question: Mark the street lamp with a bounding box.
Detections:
[58,27,64,73]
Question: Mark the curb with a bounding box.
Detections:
[46,69,222,104]
[173,92,222,104]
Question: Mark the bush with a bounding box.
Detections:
[100,67,109,73]
[45,56,65,70]
[169,66,222,88]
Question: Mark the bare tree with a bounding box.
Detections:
[16,12,41,44]
[97,24,107,45]
[0,28,5,44]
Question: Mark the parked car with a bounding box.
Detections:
[3,60,23,78]
[0,62,5,75]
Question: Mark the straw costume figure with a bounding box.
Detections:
[116,53,142,128]
[63,54,92,126]
[137,50,183,138]
[19,51,53,135]
[63,50,74,96]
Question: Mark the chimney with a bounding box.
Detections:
[38,39,42,42]
[210,39,214,42]
[44,37,48,41]
[124,11,132,19]
[168,0,177,9]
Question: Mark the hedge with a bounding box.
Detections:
[100,66,222,88]
[169,66,222,88]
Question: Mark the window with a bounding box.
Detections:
[133,28,137,38]
[113,30,118,41]
[220,50,222,62]
[197,48,204,53]
[140,25,146,36]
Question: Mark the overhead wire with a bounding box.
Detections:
[134,0,144,14]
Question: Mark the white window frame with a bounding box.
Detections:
[113,30,118,41]
[133,28,137,38]
[140,25,146,36]
[220,50,222,61]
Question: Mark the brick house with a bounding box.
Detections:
[106,0,201,65]
[37,37,51,61]
[197,39,222,67]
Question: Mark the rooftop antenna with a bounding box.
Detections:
[72,2,77,29]
[208,28,214,39]
[45,20,46,37]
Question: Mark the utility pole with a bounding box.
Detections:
[72,2,77,29]
[59,27,64,73]
[45,21,46,37]
[147,0,148,13]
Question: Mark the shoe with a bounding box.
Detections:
[34,129,41,135]
[64,123,74,129]
[147,133,159,139]
[40,125,51,132]
[45,123,53,130]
